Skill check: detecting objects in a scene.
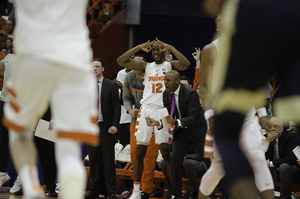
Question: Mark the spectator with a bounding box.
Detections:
[5,37,13,55]
[5,19,14,37]
[265,117,300,199]
[180,75,192,88]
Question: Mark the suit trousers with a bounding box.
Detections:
[34,136,57,191]
[87,122,116,195]
[278,163,300,199]
[171,125,206,197]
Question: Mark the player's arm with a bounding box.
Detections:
[0,59,5,74]
[199,44,214,111]
[123,75,133,112]
[169,45,191,71]
[117,41,154,70]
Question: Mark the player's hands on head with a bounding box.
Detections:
[140,40,155,53]
[192,47,201,61]
[155,38,171,52]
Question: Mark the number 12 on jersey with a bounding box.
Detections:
[152,83,163,93]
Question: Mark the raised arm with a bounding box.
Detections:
[198,43,214,111]
[117,40,154,70]
[155,38,190,71]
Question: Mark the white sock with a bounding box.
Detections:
[133,183,140,192]
[19,165,44,198]
[56,139,85,199]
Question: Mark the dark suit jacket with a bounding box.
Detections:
[265,129,298,169]
[100,78,121,132]
[163,84,207,153]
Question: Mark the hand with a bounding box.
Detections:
[139,40,155,53]
[261,117,274,132]
[192,47,201,61]
[128,109,139,118]
[266,130,277,143]
[297,160,300,166]
[145,117,159,126]
[113,79,123,89]
[287,127,297,133]
[165,115,175,125]
[155,38,171,52]
[165,51,173,62]
[48,120,54,131]
[108,126,117,134]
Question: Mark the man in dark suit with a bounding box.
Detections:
[265,117,300,199]
[146,70,207,199]
[86,58,121,199]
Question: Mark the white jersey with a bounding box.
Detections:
[140,61,172,108]
[14,0,92,71]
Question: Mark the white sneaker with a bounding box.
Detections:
[10,176,22,193]
[0,172,10,187]
[129,189,141,199]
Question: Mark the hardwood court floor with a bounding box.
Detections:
[0,187,58,199]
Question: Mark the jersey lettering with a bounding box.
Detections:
[152,83,163,93]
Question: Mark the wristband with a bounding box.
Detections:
[257,107,267,118]
[204,109,214,121]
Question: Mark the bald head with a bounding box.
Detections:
[164,70,180,92]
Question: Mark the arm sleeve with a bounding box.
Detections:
[192,67,199,91]
[123,74,133,112]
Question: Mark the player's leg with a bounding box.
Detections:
[131,106,153,199]
[52,66,98,199]
[141,134,159,196]
[198,151,225,199]
[4,55,56,199]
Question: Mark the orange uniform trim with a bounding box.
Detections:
[7,87,17,98]
[203,129,214,158]
[132,88,143,93]
[91,117,97,124]
[2,115,25,132]
[57,131,99,146]
[193,67,199,91]
[9,101,20,113]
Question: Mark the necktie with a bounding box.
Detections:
[97,80,99,109]
[272,140,279,183]
[168,93,176,134]
[170,93,176,117]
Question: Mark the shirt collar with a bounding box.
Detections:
[98,76,104,83]
[173,84,181,96]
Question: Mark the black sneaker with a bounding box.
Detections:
[14,188,23,196]
[141,192,150,199]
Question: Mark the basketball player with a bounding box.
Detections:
[117,38,190,199]
[3,0,99,199]
[201,0,300,198]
